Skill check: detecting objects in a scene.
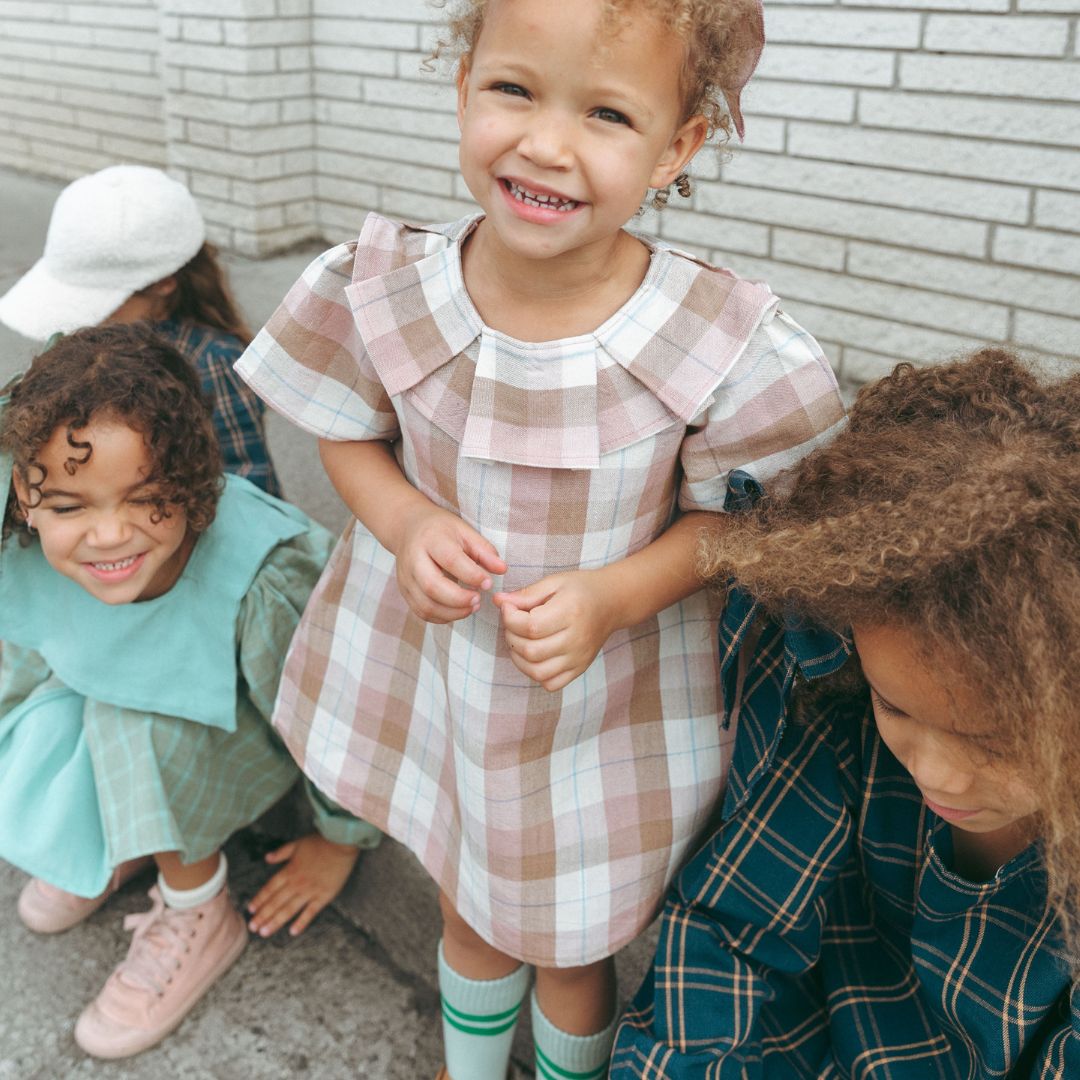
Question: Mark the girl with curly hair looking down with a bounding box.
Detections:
[614,347,1080,1077]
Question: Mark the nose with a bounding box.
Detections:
[87,509,133,549]
[518,109,574,170]
[905,738,973,800]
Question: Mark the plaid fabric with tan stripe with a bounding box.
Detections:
[612,588,1080,1077]
[235,213,846,968]
[153,318,281,497]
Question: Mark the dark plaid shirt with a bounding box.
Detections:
[154,319,281,497]
[612,582,1080,1078]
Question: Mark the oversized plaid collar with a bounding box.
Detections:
[719,470,853,819]
[341,213,779,468]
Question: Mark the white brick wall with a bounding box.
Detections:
[0,0,165,179]
[1,1,1078,381]
[160,0,318,254]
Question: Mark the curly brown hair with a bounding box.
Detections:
[431,0,764,206]
[2,324,223,539]
[702,347,1080,962]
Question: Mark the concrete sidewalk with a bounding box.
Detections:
[0,169,654,1078]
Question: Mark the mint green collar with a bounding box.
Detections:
[0,475,309,731]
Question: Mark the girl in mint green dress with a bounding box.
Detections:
[0,324,379,1060]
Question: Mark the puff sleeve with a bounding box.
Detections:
[234,242,400,444]
[678,308,845,514]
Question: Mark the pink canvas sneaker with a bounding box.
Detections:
[74,884,247,1059]
[17,856,154,934]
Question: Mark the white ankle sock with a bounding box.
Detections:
[158,852,227,911]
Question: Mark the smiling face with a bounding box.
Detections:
[854,622,1040,836]
[13,417,194,605]
[456,0,706,263]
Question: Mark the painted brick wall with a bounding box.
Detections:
[1,1,1078,382]
[309,1,1080,382]
[160,0,318,254]
[0,0,166,177]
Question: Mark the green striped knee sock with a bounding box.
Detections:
[531,990,617,1080]
[438,940,530,1080]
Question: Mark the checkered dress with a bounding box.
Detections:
[612,585,1080,1077]
[236,213,846,967]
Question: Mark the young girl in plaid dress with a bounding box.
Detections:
[614,348,1080,1077]
[0,325,379,1060]
[237,1,844,1075]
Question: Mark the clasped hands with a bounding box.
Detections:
[394,503,619,693]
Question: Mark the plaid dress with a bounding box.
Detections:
[0,475,379,897]
[154,318,282,497]
[235,213,846,967]
[612,582,1080,1078]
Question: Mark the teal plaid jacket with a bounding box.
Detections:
[155,318,281,497]
[612,479,1080,1079]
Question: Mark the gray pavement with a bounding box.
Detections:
[0,168,655,1078]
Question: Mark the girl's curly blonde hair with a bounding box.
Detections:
[703,347,1080,966]
[432,0,764,206]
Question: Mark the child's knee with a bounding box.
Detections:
[439,892,487,950]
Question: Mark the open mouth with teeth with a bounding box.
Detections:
[503,179,580,212]
[84,552,146,582]
[93,556,138,572]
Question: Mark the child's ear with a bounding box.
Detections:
[650,114,709,191]
[11,471,30,515]
[456,59,472,130]
[146,276,178,299]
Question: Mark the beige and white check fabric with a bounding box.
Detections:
[236,213,845,967]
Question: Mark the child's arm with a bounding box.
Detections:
[320,438,506,623]
[611,704,857,1076]
[497,304,846,692]
[495,510,720,692]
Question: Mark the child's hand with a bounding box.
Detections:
[494,571,619,692]
[396,504,506,623]
[246,834,359,938]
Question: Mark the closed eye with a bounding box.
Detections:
[49,505,82,515]
[869,688,907,718]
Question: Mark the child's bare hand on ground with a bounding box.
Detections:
[247,834,359,937]
[395,504,506,623]
[495,571,619,692]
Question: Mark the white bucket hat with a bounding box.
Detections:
[0,165,206,342]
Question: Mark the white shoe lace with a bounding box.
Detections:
[116,890,203,997]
